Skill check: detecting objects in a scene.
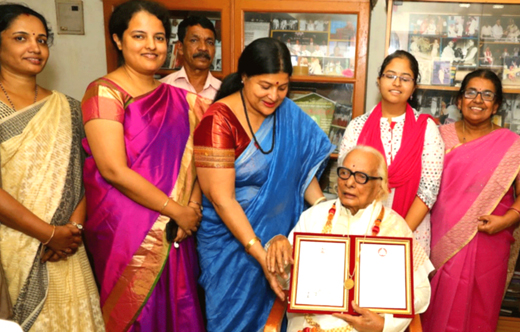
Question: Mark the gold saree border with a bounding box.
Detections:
[194,146,235,168]
[431,138,520,270]
[102,93,201,332]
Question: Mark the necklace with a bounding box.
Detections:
[320,203,384,289]
[306,203,384,332]
[462,120,493,143]
[239,89,276,154]
[0,81,38,111]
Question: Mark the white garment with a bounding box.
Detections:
[285,199,434,332]
[481,26,492,38]
[493,24,504,39]
[338,107,445,255]
[441,45,455,61]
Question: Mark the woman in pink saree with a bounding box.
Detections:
[81,1,206,331]
[423,69,520,332]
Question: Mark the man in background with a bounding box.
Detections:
[161,16,221,101]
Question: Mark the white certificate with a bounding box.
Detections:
[355,237,413,316]
[289,234,350,313]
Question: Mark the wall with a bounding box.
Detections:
[22,0,107,100]
[365,0,386,113]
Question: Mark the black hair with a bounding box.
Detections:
[378,50,420,109]
[0,3,52,45]
[214,38,292,102]
[457,69,503,109]
[109,0,171,64]
[178,16,216,43]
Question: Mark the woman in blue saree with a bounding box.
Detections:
[194,38,334,332]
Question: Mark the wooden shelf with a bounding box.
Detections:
[416,84,520,94]
[497,316,520,332]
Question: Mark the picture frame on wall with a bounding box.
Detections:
[418,60,432,85]
[432,61,451,85]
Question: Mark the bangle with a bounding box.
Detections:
[159,197,170,215]
[42,225,56,245]
[508,207,520,221]
[189,200,203,211]
[245,236,261,254]
[313,197,327,206]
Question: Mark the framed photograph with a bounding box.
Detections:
[289,233,351,313]
[409,14,445,36]
[288,233,415,317]
[408,36,440,61]
[330,16,357,41]
[447,16,464,37]
[354,237,414,317]
[418,60,432,85]
[292,93,336,133]
[271,31,329,56]
[464,16,479,37]
[432,61,452,85]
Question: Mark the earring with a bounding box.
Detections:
[409,95,413,101]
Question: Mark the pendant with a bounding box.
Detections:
[344,278,354,290]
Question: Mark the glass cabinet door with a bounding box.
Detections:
[244,12,358,78]
[161,10,222,73]
[387,1,520,134]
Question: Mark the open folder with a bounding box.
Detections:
[288,232,414,318]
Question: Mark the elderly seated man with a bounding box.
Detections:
[265,145,434,332]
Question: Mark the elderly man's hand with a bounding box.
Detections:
[333,301,384,332]
[266,234,293,279]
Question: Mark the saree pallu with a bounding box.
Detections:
[82,83,205,332]
[196,98,334,332]
[423,128,520,332]
[0,92,104,332]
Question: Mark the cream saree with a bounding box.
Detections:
[0,92,104,332]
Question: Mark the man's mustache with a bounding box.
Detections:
[193,52,211,60]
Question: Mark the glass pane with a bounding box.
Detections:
[244,12,357,78]
[389,2,520,88]
[414,89,519,135]
[163,11,222,71]
[289,82,353,150]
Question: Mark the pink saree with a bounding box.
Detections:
[82,79,206,332]
[422,124,520,332]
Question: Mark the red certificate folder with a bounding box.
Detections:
[287,232,414,318]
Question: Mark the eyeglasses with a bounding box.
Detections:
[337,167,383,185]
[463,89,496,102]
[381,73,415,84]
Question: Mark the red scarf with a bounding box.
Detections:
[357,102,431,218]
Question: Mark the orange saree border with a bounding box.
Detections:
[102,93,202,332]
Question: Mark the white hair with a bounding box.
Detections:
[340,145,389,202]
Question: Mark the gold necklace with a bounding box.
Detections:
[0,81,38,111]
[462,120,493,143]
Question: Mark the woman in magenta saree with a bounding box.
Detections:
[423,69,520,332]
[81,1,206,331]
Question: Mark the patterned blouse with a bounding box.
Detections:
[338,107,445,255]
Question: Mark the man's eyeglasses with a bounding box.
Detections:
[337,167,383,185]
[381,73,415,84]
[463,89,496,102]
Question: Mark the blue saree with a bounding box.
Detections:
[195,98,334,332]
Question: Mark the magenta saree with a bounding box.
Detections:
[81,79,205,332]
[423,124,520,332]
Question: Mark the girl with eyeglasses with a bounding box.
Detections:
[422,69,520,332]
[338,50,444,256]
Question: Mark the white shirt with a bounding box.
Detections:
[284,199,434,332]
[493,24,504,39]
[338,108,445,255]
[160,67,221,101]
